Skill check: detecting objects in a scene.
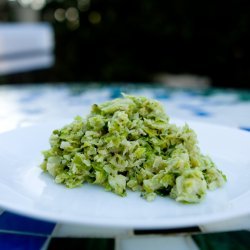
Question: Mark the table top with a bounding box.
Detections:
[1,83,250,133]
[0,83,249,249]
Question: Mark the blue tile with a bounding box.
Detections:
[109,87,122,99]
[20,108,44,115]
[19,91,43,103]
[0,212,55,235]
[194,111,211,117]
[154,92,170,100]
[239,127,250,132]
[0,233,47,250]
[182,90,200,97]
[178,104,211,117]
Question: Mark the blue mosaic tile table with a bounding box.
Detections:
[0,83,249,250]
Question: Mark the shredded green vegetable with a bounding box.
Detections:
[40,94,226,203]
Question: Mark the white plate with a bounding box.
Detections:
[0,119,249,229]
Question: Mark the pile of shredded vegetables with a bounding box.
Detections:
[41,94,226,203]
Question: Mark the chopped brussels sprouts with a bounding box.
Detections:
[41,94,226,203]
